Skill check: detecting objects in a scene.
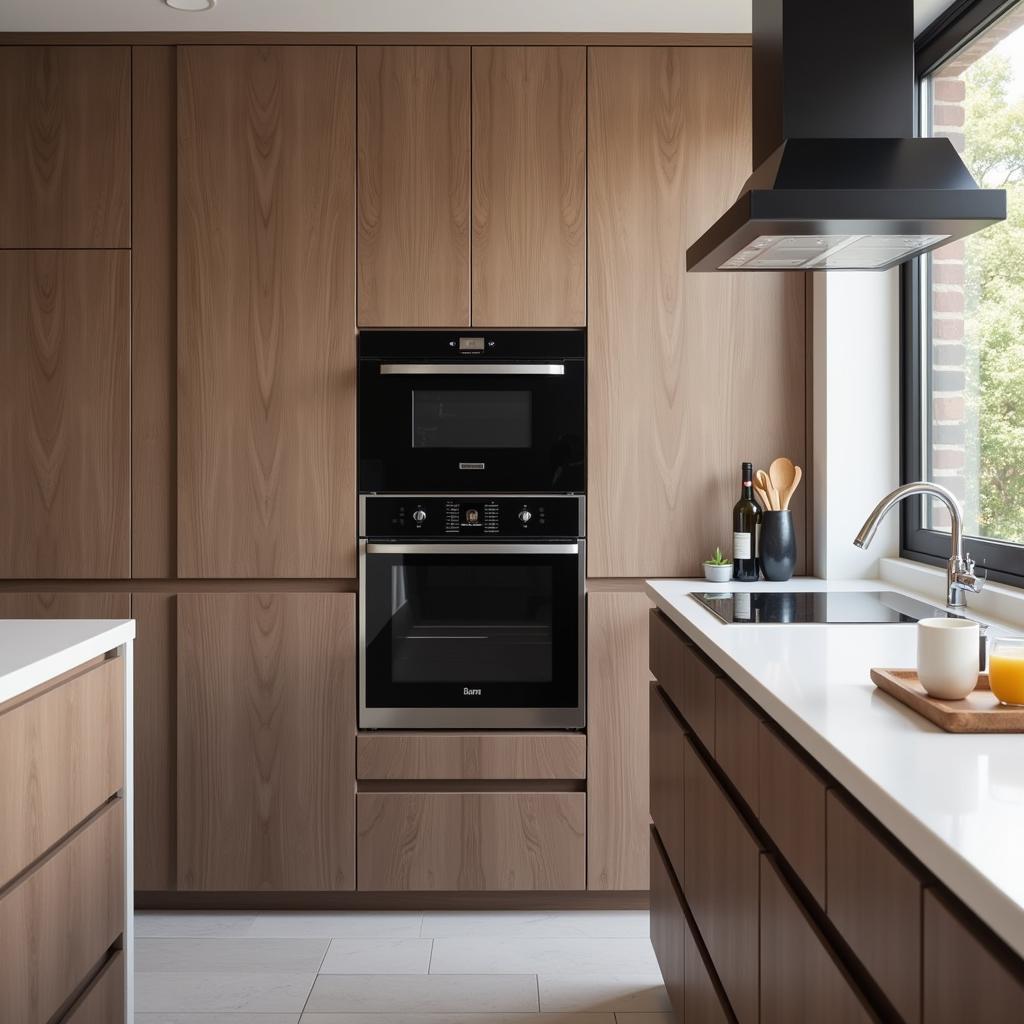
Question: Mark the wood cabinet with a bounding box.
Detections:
[0,251,130,579]
[652,610,717,753]
[357,45,471,327]
[650,833,687,1020]
[64,951,124,1024]
[0,46,130,248]
[587,590,652,891]
[715,678,762,815]
[177,45,356,578]
[176,593,356,891]
[650,683,687,884]
[472,46,586,326]
[588,46,807,577]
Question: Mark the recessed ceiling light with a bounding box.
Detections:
[164,0,216,11]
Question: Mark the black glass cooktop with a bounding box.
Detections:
[692,590,954,625]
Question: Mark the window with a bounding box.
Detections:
[905,0,1024,585]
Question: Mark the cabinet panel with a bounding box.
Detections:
[178,45,356,578]
[0,251,130,578]
[657,626,717,754]
[650,683,686,883]
[587,590,652,891]
[64,951,124,1024]
[588,46,806,577]
[357,792,585,891]
[649,833,686,1022]
[0,46,129,248]
[715,678,762,815]
[358,45,470,326]
[177,593,356,891]
[472,46,585,326]
[0,592,129,619]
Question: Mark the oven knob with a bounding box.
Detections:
[518,510,532,524]
[412,509,427,523]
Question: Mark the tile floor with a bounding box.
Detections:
[134,910,670,1023]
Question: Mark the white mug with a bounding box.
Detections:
[917,617,980,700]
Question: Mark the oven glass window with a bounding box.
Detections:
[412,390,532,448]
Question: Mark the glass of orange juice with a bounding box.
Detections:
[988,636,1024,706]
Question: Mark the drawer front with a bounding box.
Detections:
[650,608,686,689]
[357,732,586,780]
[357,792,586,891]
[0,799,124,1024]
[654,624,717,752]
[650,832,685,1020]
[64,951,124,1024]
[683,736,761,1024]
[758,722,827,906]
[714,678,761,815]
[0,657,124,888]
[684,914,733,1024]
[761,855,876,1024]
[827,791,923,1023]
[650,683,686,882]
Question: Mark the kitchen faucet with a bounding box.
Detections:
[853,482,986,610]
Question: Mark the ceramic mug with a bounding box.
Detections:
[917,617,980,700]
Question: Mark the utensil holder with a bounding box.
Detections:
[759,511,796,582]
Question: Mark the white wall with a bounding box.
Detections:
[812,270,901,579]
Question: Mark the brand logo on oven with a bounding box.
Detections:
[463,687,482,696]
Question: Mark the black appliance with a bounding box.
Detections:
[358,330,585,494]
[692,590,956,625]
[359,494,585,729]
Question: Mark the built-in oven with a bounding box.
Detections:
[358,330,585,494]
[359,494,585,729]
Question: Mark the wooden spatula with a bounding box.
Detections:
[781,465,802,510]
[756,469,777,511]
[769,458,797,512]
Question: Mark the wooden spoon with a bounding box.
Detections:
[769,458,797,512]
[781,465,803,510]
[756,470,777,511]
[754,484,772,511]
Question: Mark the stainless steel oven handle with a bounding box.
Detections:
[379,363,565,376]
[365,543,579,555]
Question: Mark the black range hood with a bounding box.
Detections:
[686,0,1006,272]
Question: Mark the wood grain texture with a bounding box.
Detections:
[714,678,762,816]
[177,45,356,578]
[472,46,585,326]
[132,46,176,578]
[357,732,586,780]
[0,591,129,619]
[0,799,124,1024]
[357,45,471,326]
[63,951,124,1024]
[826,790,922,1024]
[760,855,876,1024]
[923,888,1024,1023]
[132,592,176,892]
[684,901,735,1024]
[0,657,123,888]
[176,592,355,891]
[649,831,686,1022]
[650,683,686,885]
[673,635,719,754]
[587,46,807,577]
[0,46,130,248]
[0,251,130,578]
[357,791,586,891]
[587,590,652,891]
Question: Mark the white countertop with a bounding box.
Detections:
[644,577,1024,960]
[0,619,136,706]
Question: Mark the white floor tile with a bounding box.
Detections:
[420,911,651,939]
[136,937,329,973]
[135,971,316,1013]
[614,1014,676,1024]
[134,912,257,938]
[137,1015,299,1024]
[247,911,424,938]
[318,936,433,974]
[538,975,671,1014]
[429,936,660,976]
[304,974,540,1013]
[298,1014,615,1023]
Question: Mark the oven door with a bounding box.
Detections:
[359,541,585,729]
[358,361,585,493]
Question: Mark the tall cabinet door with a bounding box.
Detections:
[357,46,471,327]
[177,46,356,579]
[177,593,356,891]
[472,46,586,327]
[588,47,807,578]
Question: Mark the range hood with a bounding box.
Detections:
[686,0,1006,272]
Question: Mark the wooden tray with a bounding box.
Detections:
[870,669,1024,733]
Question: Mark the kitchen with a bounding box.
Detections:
[1,0,1023,1021]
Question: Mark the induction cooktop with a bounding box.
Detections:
[691,590,956,625]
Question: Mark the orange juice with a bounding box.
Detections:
[988,639,1024,706]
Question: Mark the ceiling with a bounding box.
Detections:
[0,0,956,36]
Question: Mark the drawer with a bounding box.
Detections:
[684,736,761,1024]
[64,950,124,1023]
[761,855,876,1024]
[651,610,717,752]
[923,888,1024,1024]
[357,732,586,780]
[0,799,124,1024]
[650,683,686,882]
[0,656,124,887]
[650,608,687,688]
[649,831,685,1021]
[827,791,923,1023]
[714,678,762,814]
[357,791,586,891]
[758,722,827,905]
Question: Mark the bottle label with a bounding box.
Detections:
[733,531,751,560]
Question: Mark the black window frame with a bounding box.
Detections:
[902,0,1024,587]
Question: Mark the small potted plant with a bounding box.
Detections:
[703,547,733,583]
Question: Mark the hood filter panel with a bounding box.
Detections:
[720,233,952,271]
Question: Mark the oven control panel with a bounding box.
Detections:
[362,495,585,539]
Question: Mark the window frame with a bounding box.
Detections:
[902,0,1024,587]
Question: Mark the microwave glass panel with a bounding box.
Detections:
[412,390,532,448]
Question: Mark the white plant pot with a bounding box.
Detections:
[703,563,733,583]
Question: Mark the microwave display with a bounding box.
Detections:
[412,390,532,449]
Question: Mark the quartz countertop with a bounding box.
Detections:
[644,577,1024,960]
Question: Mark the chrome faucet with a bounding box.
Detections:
[853,482,986,610]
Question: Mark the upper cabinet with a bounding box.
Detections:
[0,47,130,248]
[358,46,471,327]
[587,47,807,578]
[472,46,586,327]
[177,45,356,579]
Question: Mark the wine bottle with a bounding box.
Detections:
[732,461,761,582]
